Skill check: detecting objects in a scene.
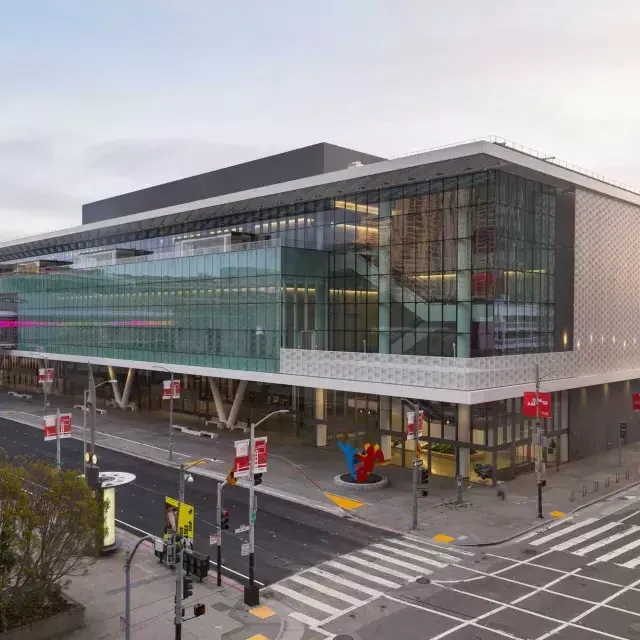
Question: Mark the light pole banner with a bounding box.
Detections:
[44,413,72,441]
[523,391,552,418]
[233,437,268,477]
[59,413,72,438]
[406,410,424,440]
[163,496,194,541]
[162,379,181,400]
[38,368,54,384]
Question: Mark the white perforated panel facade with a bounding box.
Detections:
[573,189,640,376]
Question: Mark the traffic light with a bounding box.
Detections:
[183,576,193,600]
[420,469,429,497]
[194,603,206,617]
[254,473,263,486]
[221,509,229,530]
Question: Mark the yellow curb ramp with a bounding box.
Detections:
[324,492,364,510]
[433,533,455,543]
[249,605,276,619]
[549,510,566,518]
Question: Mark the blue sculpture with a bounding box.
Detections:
[337,441,359,480]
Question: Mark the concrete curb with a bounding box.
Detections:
[454,477,640,548]
[0,411,347,518]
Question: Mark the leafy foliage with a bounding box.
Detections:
[0,453,104,631]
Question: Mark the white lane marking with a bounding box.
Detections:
[340,554,417,581]
[288,575,364,607]
[391,537,462,562]
[383,594,521,640]
[573,525,640,556]
[551,522,622,551]
[515,517,574,542]
[592,536,640,564]
[530,517,598,546]
[619,509,640,523]
[289,611,324,627]
[325,560,401,589]
[359,549,431,574]
[114,518,264,585]
[403,535,475,556]
[270,584,341,615]
[308,567,383,597]
[372,542,447,568]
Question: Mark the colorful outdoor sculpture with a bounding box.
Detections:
[338,441,385,482]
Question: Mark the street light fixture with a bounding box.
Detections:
[153,365,176,462]
[83,379,117,477]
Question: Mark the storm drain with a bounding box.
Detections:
[521,548,539,556]
[416,577,431,585]
[334,635,354,640]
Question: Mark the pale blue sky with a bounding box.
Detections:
[1,0,639,239]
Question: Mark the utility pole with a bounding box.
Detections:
[125,535,155,640]
[535,364,544,519]
[175,463,186,640]
[216,480,227,587]
[245,418,259,606]
[411,401,420,531]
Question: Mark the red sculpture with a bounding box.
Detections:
[354,443,385,482]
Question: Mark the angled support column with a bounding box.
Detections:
[226,380,247,428]
[120,368,135,408]
[315,388,327,447]
[208,378,228,425]
[107,366,122,406]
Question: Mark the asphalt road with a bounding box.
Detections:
[0,417,397,585]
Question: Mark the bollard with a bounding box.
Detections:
[627,469,631,480]
[605,477,610,488]
[616,472,620,484]
[594,481,599,492]
[570,490,575,502]
[583,485,587,497]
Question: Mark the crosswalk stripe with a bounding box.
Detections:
[289,575,363,606]
[618,553,640,569]
[372,543,448,568]
[391,538,462,562]
[270,584,341,615]
[341,554,418,581]
[289,612,323,627]
[593,537,640,563]
[573,525,640,556]
[308,567,383,597]
[359,549,431,574]
[325,560,401,588]
[551,522,622,551]
[530,518,598,546]
[517,517,572,542]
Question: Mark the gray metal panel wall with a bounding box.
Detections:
[82,143,384,225]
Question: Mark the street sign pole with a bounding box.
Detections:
[175,465,185,640]
[535,364,544,520]
[56,408,61,470]
[244,419,259,606]
[216,479,227,587]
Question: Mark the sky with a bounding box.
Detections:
[1,0,639,241]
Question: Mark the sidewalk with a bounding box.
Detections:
[60,528,301,640]
[2,390,640,545]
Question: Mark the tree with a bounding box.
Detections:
[0,454,105,631]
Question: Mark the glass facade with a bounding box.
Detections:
[0,169,558,360]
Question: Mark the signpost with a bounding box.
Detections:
[241,542,250,557]
[43,410,71,469]
[235,524,249,534]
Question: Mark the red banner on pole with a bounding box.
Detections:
[44,413,72,441]
[38,368,54,384]
[406,410,424,440]
[59,413,72,438]
[523,391,552,418]
[233,437,268,478]
[633,393,640,412]
[162,379,180,400]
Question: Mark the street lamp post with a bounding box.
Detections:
[400,398,421,531]
[82,378,116,477]
[245,408,289,607]
[154,366,175,462]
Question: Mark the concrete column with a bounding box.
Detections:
[227,379,247,428]
[457,404,471,478]
[315,387,327,447]
[120,368,135,408]
[108,366,122,406]
[208,378,228,425]
[379,395,391,459]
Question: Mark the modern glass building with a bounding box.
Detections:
[2,139,640,483]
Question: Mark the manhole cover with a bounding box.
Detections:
[416,577,431,585]
[335,636,354,640]
[521,548,538,556]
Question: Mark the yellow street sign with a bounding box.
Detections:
[226,471,237,486]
